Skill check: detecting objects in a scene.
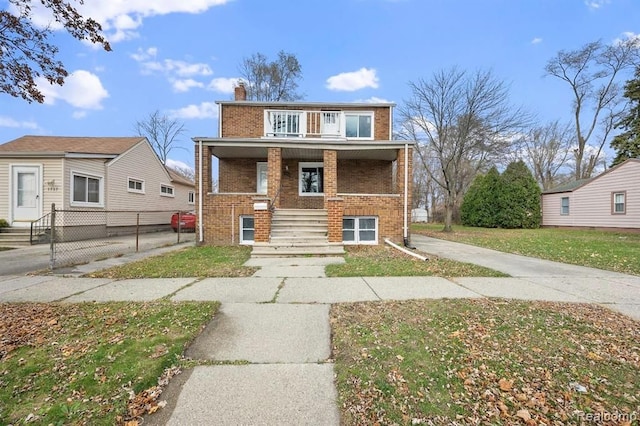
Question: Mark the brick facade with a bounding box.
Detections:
[195,100,413,246]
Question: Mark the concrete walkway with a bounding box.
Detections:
[1,236,639,425]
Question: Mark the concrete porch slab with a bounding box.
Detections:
[364,276,482,300]
[172,277,281,303]
[452,277,591,302]
[64,278,195,302]
[185,303,331,363]
[161,364,339,426]
[277,277,379,303]
[0,277,112,302]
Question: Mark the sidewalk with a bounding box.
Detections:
[1,236,639,425]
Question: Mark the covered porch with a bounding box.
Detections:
[194,138,413,249]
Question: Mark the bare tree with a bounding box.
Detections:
[516,121,574,190]
[135,110,187,164]
[545,37,640,179]
[1,0,111,103]
[398,68,530,232]
[238,51,303,101]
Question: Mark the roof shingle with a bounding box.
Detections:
[0,135,145,155]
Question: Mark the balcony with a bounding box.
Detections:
[264,110,373,139]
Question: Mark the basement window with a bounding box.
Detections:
[343,216,377,245]
[240,216,254,245]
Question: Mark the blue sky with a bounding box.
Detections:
[1,0,639,173]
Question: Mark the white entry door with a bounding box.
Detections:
[11,165,42,223]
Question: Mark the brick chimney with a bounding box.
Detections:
[234,81,247,101]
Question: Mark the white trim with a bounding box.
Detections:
[188,190,195,205]
[560,196,570,215]
[127,177,145,194]
[403,144,408,240]
[160,183,175,197]
[239,215,255,245]
[70,170,104,208]
[343,216,378,245]
[343,111,374,140]
[299,161,324,196]
[9,163,43,224]
[256,162,268,194]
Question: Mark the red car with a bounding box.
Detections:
[171,211,196,232]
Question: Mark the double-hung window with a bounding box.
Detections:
[299,162,324,195]
[345,112,373,139]
[343,217,377,244]
[612,192,626,214]
[560,197,569,215]
[72,172,102,206]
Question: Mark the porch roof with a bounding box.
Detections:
[192,137,415,161]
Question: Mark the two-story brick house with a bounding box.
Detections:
[194,84,414,255]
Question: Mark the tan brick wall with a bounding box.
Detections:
[279,159,324,209]
[327,198,343,243]
[338,159,393,194]
[254,205,271,243]
[221,104,392,139]
[323,150,337,209]
[342,195,404,243]
[267,148,282,207]
[219,159,266,193]
[197,193,255,245]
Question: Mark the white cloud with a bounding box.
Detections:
[614,32,640,47]
[585,0,610,10]
[354,96,392,104]
[0,116,38,129]
[37,70,109,109]
[207,77,239,93]
[172,79,205,93]
[17,1,231,44]
[531,37,543,45]
[169,102,218,120]
[72,111,88,119]
[326,68,379,91]
[130,47,158,62]
[133,56,213,77]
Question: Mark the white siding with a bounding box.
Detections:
[106,141,192,226]
[0,158,64,221]
[542,160,640,228]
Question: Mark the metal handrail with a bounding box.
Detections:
[30,212,52,245]
[269,185,282,213]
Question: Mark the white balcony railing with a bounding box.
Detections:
[264,110,373,139]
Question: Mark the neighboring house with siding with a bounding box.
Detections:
[193,83,414,255]
[0,136,193,236]
[541,158,640,230]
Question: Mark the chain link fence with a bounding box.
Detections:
[32,204,194,269]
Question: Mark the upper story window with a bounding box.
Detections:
[612,192,626,214]
[345,113,373,139]
[264,110,375,139]
[160,184,174,197]
[188,191,195,204]
[560,197,569,215]
[72,171,103,207]
[265,111,302,137]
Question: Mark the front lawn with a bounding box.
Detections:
[326,246,507,277]
[0,301,217,425]
[332,299,640,425]
[413,223,640,275]
[85,246,257,278]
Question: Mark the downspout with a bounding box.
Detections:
[403,143,413,248]
[198,139,203,243]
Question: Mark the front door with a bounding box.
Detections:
[11,165,42,224]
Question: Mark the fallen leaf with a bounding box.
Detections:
[516,409,531,421]
[499,378,513,392]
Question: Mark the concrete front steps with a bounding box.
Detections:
[0,226,32,246]
[251,209,345,258]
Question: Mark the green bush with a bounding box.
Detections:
[0,219,9,228]
[461,161,541,229]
